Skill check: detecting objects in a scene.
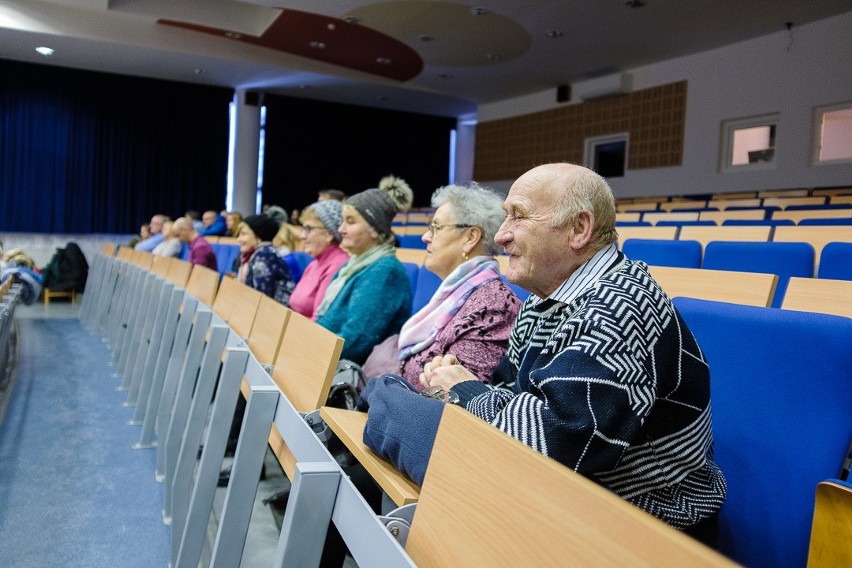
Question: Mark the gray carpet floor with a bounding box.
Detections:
[0,299,352,568]
[0,306,169,567]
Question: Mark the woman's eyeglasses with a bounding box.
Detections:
[426,222,472,235]
[301,225,326,235]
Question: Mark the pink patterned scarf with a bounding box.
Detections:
[398,256,500,360]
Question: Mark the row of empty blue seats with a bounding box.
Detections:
[622,239,852,308]
[618,218,852,227]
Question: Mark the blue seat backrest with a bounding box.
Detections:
[179,242,190,261]
[654,220,717,227]
[411,265,442,313]
[702,241,814,308]
[798,217,852,226]
[622,238,702,268]
[214,243,240,277]
[722,219,795,227]
[673,298,852,568]
[398,234,427,249]
[818,242,852,280]
[401,262,419,299]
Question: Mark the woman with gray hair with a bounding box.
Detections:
[364,182,520,390]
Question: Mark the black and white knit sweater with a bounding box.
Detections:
[454,255,727,529]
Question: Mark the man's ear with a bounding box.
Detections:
[569,211,594,250]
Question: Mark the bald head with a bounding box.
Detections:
[174,217,197,243]
[493,163,618,298]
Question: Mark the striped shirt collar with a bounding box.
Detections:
[533,243,621,307]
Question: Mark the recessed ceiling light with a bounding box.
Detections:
[485,53,503,61]
[418,35,435,42]
[309,41,326,49]
[546,30,563,39]
[35,46,54,56]
[470,7,489,16]
[193,68,205,75]
[327,23,336,31]
[224,32,242,39]
[375,57,392,65]
[342,16,360,24]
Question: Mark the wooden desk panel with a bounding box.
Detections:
[320,407,420,506]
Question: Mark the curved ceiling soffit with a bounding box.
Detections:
[158,7,424,82]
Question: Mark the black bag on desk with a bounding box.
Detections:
[326,359,366,411]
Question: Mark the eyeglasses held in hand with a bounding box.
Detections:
[422,385,460,405]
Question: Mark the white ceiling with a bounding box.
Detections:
[1,0,850,117]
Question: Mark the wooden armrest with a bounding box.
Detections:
[320,406,420,506]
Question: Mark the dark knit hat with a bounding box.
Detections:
[309,200,343,242]
[243,214,280,242]
[346,175,413,238]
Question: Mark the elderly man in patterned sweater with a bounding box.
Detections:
[357,162,726,547]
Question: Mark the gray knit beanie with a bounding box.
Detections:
[346,175,413,238]
[265,205,288,225]
[308,200,343,242]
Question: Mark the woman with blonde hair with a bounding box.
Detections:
[225,211,243,238]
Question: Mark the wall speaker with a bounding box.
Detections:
[556,84,571,103]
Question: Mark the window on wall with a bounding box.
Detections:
[584,133,628,178]
[720,114,778,172]
[812,102,852,164]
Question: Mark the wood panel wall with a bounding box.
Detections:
[474,81,687,181]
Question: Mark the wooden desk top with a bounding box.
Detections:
[320,407,421,506]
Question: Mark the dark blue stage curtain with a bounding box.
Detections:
[0,60,232,233]
[261,94,456,210]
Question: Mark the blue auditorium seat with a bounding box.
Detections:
[702,241,814,308]
[614,221,652,227]
[398,234,427,249]
[284,251,313,283]
[411,265,442,313]
[213,243,240,277]
[654,220,717,227]
[722,219,795,227]
[798,217,852,225]
[179,242,190,261]
[817,242,852,280]
[673,298,852,568]
[784,203,852,210]
[621,238,702,268]
[401,262,419,300]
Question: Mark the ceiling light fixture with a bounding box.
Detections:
[375,57,392,65]
[546,30,563,39]
[193,68,205,75]
[418,35,435,42]
[470,7,490,16]
[35,46,54,56]
[485,53,503,61]
[309,41,326,49]
[342,16,360,24]
[224,32,242,39]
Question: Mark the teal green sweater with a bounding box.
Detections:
[316,256,412,365]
